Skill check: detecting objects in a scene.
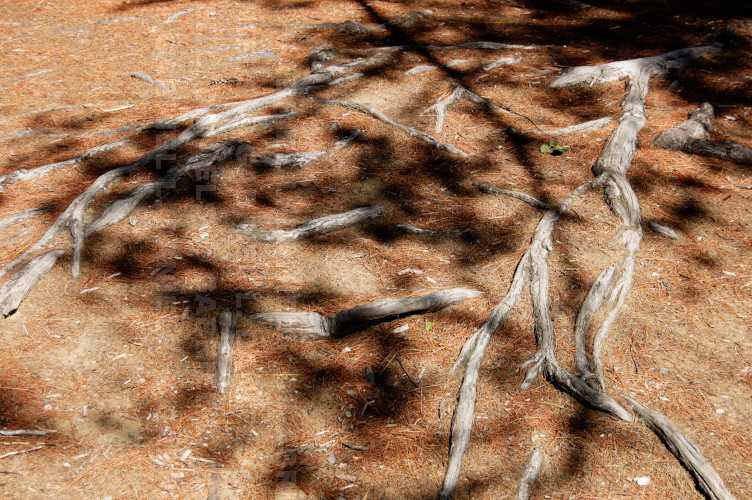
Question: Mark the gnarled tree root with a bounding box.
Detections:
[251,288,482,342]
[654,102,752,165]
[0,250,63,323]
[624,396,736,500]
[213,308,237,394]
[234,206,383,243]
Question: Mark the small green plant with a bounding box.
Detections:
[540,139,569,156]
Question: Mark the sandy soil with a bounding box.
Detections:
[0,1,751,499]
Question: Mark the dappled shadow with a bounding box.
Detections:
[1,0,751,498]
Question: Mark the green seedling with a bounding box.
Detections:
[540,139,569,156]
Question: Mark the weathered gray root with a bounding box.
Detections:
[130,71,170,91]
[395,223,471,241]
[551,45,720,88]
[72,142,240,277]
[442,46,718,499]
[516,443,544,500]
[234,206,383,243]
[653,102,714,150]
[84,142,240,237]
[624,396,736,500]
[654,103,752,164]
[653,102,752,164]
[646,220,679,239]
[482,56,522,72]
[213,308,237,394]
[0,250,63,323]
[0,207,53,232]
[251,288,482,342]
[474,182,552,210]
[423,85,539,134]
[540,117,613,135]
[321,98,469,157]
[0,140,129,192]
[0,53,390,282]
[245,128,363,170]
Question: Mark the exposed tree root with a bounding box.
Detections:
[646,220,680,239]
[440,45,730,500]
[130,71,170,91]
[516,442,544,500]
[0,206,53,232]
[251,288,482,342]
[473,182,552,210]
[0,139,129,192]
[322,98,470,156]
[654,102,752,164]
[213,308,237,394]
[234,206,383,243]
[624,396,736,500]
[0,250,63,323]
[0,53,390,290]
[394,223,472,241]
[423,85,540,133]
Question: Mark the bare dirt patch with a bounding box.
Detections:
[1,1,751,499]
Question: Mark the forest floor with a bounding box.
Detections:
[0,1,751,499]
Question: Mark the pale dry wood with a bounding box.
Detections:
[482,56,522,71]
[539,117,613,135]
[646,220,679,239]
[516,443,544,500]
[424,85,540,133]
[551,45,720,88]
[235,206,383,243]
[624,396,736,500]
[251,288,482,342]
[0,430,47,436]
[653,102,714,150]
[0,53,390,283]
[0,140,128,192]
[395,223,471,241]
[321,99,470,157]
[0,207,51,232]
[130,71,170,91]
[73,142,240,276]
[213,308,237,394]
[0,250,63,322]
[654,103,752,164]
[443,46,715,498]
[474,182,552,210]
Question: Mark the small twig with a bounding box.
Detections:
[0,446,46,460]
[0,430,47,437]
[341,441,369,451]
[396,356,420,388]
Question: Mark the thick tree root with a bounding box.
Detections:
[234,206,383,243]
[0,250,63,323]
[624,396,736,500]
[251,288,482,342]
[654,103,752,165]
[0,53,389,287]
[0,207,53,232]
[516,443,544,500]
[440,46,730,499]
[0,139,129,192]
[213,308,237,394]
